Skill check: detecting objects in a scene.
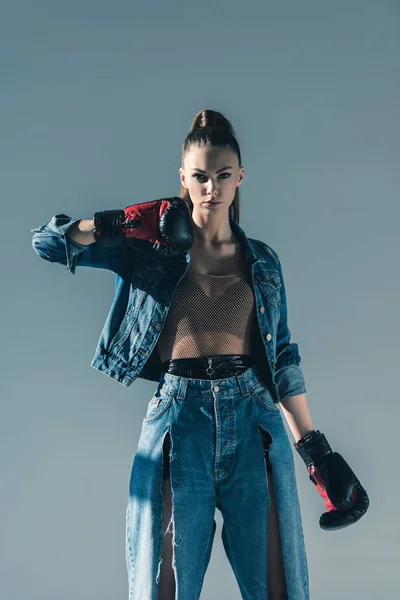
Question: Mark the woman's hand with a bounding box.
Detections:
[294,430,369,530]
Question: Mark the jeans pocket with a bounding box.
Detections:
[143,388,174,423]
[250,381,280,413]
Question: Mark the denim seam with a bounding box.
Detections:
[194,520,216,600]
[250,388,280,413]
[221,525,247,600]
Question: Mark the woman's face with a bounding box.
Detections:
[179,145,244,213]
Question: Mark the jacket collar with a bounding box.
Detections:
[149,216,268,273]
[230,218,265,268]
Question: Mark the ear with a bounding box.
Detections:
[179,167,188,188]
[236,169,245,187]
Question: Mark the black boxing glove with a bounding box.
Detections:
[295,430,369,531]
[93,196,194,258]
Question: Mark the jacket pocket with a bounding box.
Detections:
[128,249,166,290]
[254,270,281,310]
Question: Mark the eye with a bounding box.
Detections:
[193,173,231,181]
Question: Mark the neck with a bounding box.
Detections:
[191,211,235,245]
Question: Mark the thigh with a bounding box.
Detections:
[158,463,176,599]
[267,470,288,598]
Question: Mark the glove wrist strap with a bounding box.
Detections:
[294,430,333,467]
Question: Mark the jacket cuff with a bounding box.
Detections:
[31,214,87,275]
[274,343,307,402]
[274,364,307,402]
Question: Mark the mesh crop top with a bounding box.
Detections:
[157,265,263,363]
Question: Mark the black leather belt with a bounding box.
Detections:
[162,354,255,379]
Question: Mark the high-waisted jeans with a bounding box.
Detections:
[125,354,309,599]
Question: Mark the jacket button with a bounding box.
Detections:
[264,333,272,341]
[259,306,265,313]
[214,386,220,392]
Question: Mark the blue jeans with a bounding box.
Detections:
[125,364,309,599]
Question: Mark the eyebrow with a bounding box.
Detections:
[191,166,233,173]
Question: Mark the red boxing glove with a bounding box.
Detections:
[295,430,369,531]
[93,196,194,258]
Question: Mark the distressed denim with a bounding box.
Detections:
[126,365,309,599]
[31,214,307,404]
[31,211,310,598]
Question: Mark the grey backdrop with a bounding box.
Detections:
[2,1,399,598]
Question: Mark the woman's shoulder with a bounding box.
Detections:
[248,236,280,266]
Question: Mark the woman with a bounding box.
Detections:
[155,111,300,599]
[31,109,369,600]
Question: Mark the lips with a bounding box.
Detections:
[203,201,222,205]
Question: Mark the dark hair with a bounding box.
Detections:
[179,109,242,223]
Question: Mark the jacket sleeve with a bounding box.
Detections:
[266,244,307,402]
[31,214,128,275]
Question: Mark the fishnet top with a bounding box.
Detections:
[157,266,261,362]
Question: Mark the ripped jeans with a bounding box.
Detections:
[125,358,309,599]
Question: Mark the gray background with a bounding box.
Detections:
[2,1,399,598]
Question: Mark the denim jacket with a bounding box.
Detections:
[31,213,307,403]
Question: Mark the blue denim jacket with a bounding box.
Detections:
[31,213,307,403]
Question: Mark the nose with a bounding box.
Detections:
[207,183,219,196]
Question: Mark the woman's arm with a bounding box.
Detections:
[66,219,96,245]
[31,214,128,275]
[279,393,315,443]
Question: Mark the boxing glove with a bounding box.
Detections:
[295,429,369,531]
[93,196,194,258]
